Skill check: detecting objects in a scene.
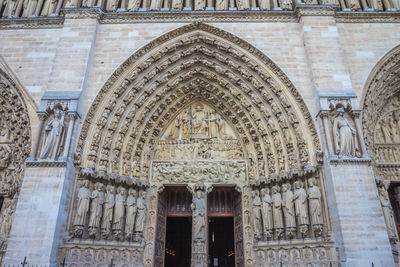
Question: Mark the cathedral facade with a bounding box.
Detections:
[0,1,400,266]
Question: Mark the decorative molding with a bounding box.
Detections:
[335,10,400,23]
[25,159,67,167]
[0,16,64,29]
[295,4,339,17]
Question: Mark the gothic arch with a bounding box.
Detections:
[75,22,321,184]
[361,44,400,180]
[0,56,33,262]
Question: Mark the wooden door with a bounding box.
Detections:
[153,192,167,267]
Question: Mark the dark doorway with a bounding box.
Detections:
[164,216,192,267]
[208,217,235,267]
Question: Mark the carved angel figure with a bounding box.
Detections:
[88,182,105,237]
[191,190,206,240]
[39,108,64,160]
[307,178,323,235]
[73,180,91,237]
[333,107,356,157]
[252,190,263,240]
[125,188,137,240]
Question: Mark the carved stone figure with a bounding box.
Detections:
[378,180,397,243]
[0,145,11,169]
[293,181,309,234]
[64,0,79,7]
[344,0,361,9]
[271,185,283,237]
[279,0,292,9]
[134,190,147,236]
[194,0,205,10]
[125,188,137,240]
[0,198,16,239]
[39,108,64,160]
[215,0,228,10]
[307,178,323,235]
[101,185,115,238]
[82,0,96,6]
[191,190,206,240]
[192,104,208,136]
[252,190,263,240]
[40,0,57,16]
[261,188,273,238]
[73,180,91,237]
[282,183,296,238]
[236,0,250,9]
[171,0,182,9]
[88,182,105,237]
[2,0,19,17]
[333,107,356,157]
[113,186,127,238]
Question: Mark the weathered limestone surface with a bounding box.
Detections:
[323,162,395,266]
[3,167,73,266]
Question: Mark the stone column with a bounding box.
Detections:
[30,113,46,160]
[62,113,77,160]
[188,183,211,267]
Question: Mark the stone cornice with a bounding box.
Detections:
[0,6,400,29]
[0,16,64,30]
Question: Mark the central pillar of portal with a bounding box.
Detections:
[188,183,212,267]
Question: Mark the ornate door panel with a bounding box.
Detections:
[153,192,167,267]
[234,192,244,267]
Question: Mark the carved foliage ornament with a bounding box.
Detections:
[75,23,320,184]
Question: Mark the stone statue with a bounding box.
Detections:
[378,180,397,243]
[333,107,356,157]
[192,104,208,136]
[82,0,96,6]
[64,0,79,7]
[236,0,250,9]
[0,145,11,168]
[40,0,57,16]
[191,190,206,240]
[215,0,228,10]
[88,182,105,237]
[282,183,296,237]
[252,190,263,240]
[194,0,205,9]
[293,181,309,234]
[344,0,361,9]
[2,0,18,17]
[307,178,323,235]
[39,108,64,160]
[279,0,292,9]
[0,198,16,238]
[106,0,119,11]
[261,188,273,238]
[134,190,147,236]
[171,0,183,9]
[149,0,162,9]
[101,185,115,238]
[73,180,91,237]
[113,186,127,238]
[125,188,137,240]
[271,185,283,237]
[22,0,37,17]
[258,0,271,10]
[127,0,139,9]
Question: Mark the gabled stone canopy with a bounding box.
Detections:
[75,22,321,183]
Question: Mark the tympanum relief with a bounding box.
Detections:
[152,102,247,185]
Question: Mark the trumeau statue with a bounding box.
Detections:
[125,188,137,240]
[282,183,296,237]
[333,107,357,157]
[101,185,115,238]
[113,186,126,238]
[73,180,91,237]
[191,190,206,240]
[252,190,263,240]
[261,188,273,238]
[88,182,105,237]
[134,190,147,236]
[307,178,323,235]
[293,181,309,234]
[271,185,283,237]
[39,107,65,160]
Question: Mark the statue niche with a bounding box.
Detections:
[152,102,247,184]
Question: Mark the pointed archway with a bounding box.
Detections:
[67,22,331,267]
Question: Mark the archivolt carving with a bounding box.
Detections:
[0,66,31,262]
[75,23,320,184]
[362,44,400,181]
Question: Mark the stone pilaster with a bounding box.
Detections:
[3,92,80,266]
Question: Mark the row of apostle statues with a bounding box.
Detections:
[252,177,324,241]
[72,180,147,241]
[1,0,399,19]
[376,111,400,144]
